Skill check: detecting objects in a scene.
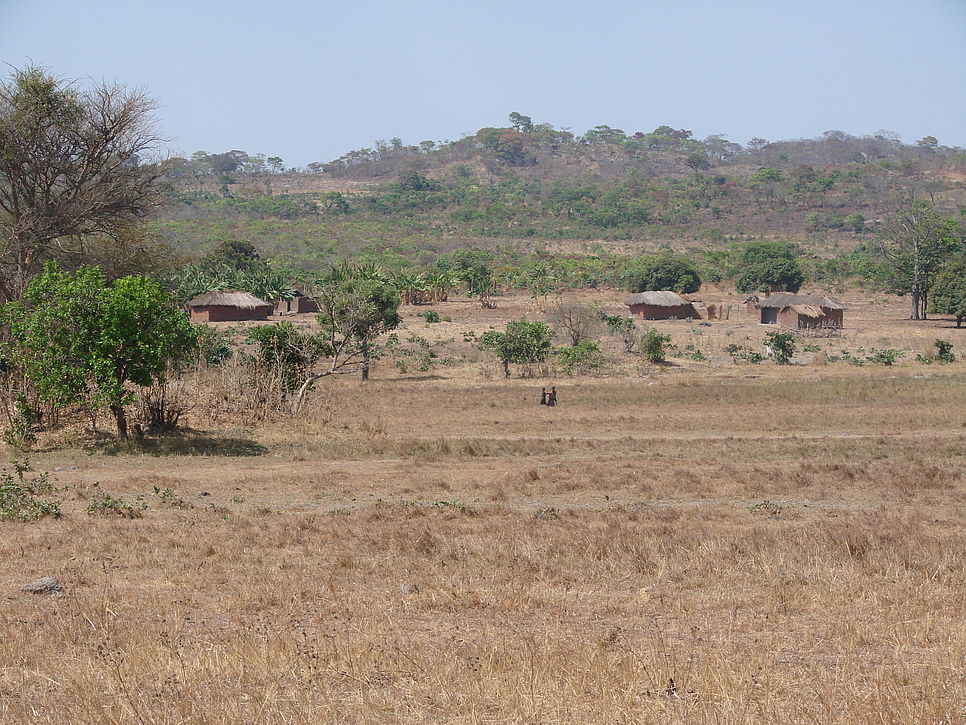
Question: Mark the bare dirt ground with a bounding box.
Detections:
[1,289,963,723]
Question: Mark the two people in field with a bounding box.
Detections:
[540,386,557,407]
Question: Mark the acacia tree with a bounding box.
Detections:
[876,205,962,320]
[0,66,166,300]
[8,263,195,438]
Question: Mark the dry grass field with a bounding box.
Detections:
[1,289,964,724]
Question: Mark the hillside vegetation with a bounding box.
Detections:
[156,117,966,277]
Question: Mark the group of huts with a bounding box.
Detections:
[624,291,846,328]
[186,287,846,330]
[186,291,318,323]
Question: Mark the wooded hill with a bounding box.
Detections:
[155,117,966,277]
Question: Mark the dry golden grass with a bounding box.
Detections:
[1,291,964,724]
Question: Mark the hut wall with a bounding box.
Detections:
[190,305,271,323]
[822,308,844,327]
[777,308,802,327]
[774,307,844,329]
[294,296,319,313]
[760,307,778,324]
[628,303,696,320]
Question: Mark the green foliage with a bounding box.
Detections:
[866,348,902,366]
[876,204,962,319]
[600,313,638,352]
[733,242,804,293]
[86,490,145,518]
[9,264,196,438]
[624,255,701,293]
[194,324,234,366]
[168,263,295,306]
[246,322,327,392]
[0,459,60,521]
[725,343,764,364]
[424,310,440,323]
[316,277,401,380]
[204,240,263,271]
[640,329,671,363]
[555,340,605,376]
[2,395,38,449]
[927,257,966,326]
[480,320,554,377]
[764,331,796,364]
[934,339,955,363]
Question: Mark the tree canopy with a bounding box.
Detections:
[624,255,701,294]
[0,66,167,300]
[875,204,962,319]
[732,241,804,293]
[928,256,966,327]
[481,320,554,378]
[6,263,195,438]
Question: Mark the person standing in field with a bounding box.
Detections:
[540,388,548,405]
[548,386,557,407]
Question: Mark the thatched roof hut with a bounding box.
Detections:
[624,291,698,320]
[187,290,273,322]
[752,293,846,328]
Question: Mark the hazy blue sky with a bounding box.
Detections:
[2,0,964,166]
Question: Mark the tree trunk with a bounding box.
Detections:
[361,343,370,381]
[111,405,128,440]
[910,287,921,320]
[502,359,510,378]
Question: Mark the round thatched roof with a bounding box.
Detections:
[186,290,273,309]
[623,291,692,307]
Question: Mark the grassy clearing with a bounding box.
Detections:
[1,290,964,723]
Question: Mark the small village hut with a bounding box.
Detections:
[752,293,846,328]
[187,291,274,322]
[275,292,319,315]
[623,291,698,320]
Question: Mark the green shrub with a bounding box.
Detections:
[866,348,902,366]
[725,343,764,364]
[195,324,233,366]
[640,329,671,363]
[555,341,605,375]
[934,339,955,363]
[0,460,61,521]
[424,310,440,323]
[764,331,796,365]
[86,491,145,518]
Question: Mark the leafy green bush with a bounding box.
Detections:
[764,331,796,364]
[86,491,145,518]
[195,324,233,366]
[2,396,38,449]
[640,329,671,363]
[725,344,763,364]
[0,460,60,521]
[424,310,440,323]
[934,339,955,363]
[866,348,902,366]
[555,341,605,375]
[624,255,701,293]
